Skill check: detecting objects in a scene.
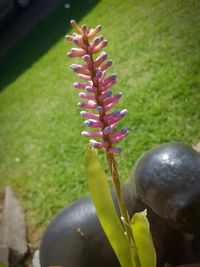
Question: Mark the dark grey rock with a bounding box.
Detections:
[0,187,28,264]
[133,142,200,235]
[40,142,200,267]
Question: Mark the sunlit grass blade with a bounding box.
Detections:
[85,147,136,267]
[131,210,156,267]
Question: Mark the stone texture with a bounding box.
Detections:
[0,187,28,264]
[0,200,3,224]
[32,250,41,267]
[194,142,200,153]
[0,245,9,266]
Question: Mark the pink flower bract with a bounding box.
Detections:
[66,20,128,153]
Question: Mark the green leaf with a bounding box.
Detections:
[85,147,136,267]
[131,210,157,267]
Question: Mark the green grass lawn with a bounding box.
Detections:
[0,0,200,243]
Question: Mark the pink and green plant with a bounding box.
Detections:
[66,20,156,267]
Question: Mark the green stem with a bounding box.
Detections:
[83,32,140,267]
[106,152,141,267]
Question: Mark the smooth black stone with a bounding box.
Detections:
[133,141,200,235]
[39,186,145,267]
[40,141,200,267]
[40,193,121,267]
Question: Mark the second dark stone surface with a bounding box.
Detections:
[40,141,200,267]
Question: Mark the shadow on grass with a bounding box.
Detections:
[0,0,99,92]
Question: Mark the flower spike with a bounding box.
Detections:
[67,20,128,153]
[66,21,146,266]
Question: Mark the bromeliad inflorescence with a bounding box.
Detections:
[66,20,136,263]
[66,20,156,267]
[66,20,128,154]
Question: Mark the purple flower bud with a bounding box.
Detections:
[103,92,122,105]
[100,74,117,90]
[93,52,108,68]
[89,37,101,51]
[79,92,95,100]
[103,126,112,135]
[85,86,96,93]
[100,60,113,71]
[82,24,87,32]
[105,113,124,124]
[84,120,103,128]
[70,48,86,57]
[68,20,129,152]
[96,71,103,79]
[81,131,103,138]
[73,38,79,45]
[71,64,91,75]
[113,110,121,117]
[112,74,117,80]
[70,64,78,72]
[110,128,129,138]
[103,40,108,46]
[120,109,128,116]
[81,131,89,136]
[117,92,123,98]
[83,54,89,61]
[92,40,108,54]
[78,102,97,109]
[72,38,87,50]
[109,123,117,131]
[90,139,107,148]
[104,96,122,112]
[98,35,104,42]
[103,110,120,121]
[94,37,100,44]
[78,74,92,81]
[106,90,113,97]
[84,120,92,126]
[83,55,92,65]
[96,105,103,112]
[65,35,74,41]
[80,111,99,120]
[73,82,87,90]
[99,90,112,100]
[121,128,128,134]
[111,131,129,143]
[87,25,102,38]
[67,52,73,58]
[101,79,116,92]
[70,20,83,34]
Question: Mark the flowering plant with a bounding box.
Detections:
[66,20,156,267]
